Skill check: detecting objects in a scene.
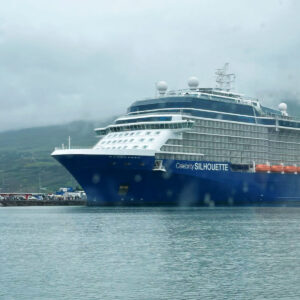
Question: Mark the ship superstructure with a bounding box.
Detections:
[52,65,300,206]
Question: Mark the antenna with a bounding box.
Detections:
[215,63,235,91]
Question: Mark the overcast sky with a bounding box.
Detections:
[0,0,300,131]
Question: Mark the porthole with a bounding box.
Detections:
[133,145,138,149]
[140,138,145,142]
[130,139,134,142]
[149,138,154,142]
[155,131,160,135]
[143,145,148,149]
[146,132,151,135]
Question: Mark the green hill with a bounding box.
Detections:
[0,119,114,193]
[0,99,299,194]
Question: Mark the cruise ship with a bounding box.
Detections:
[52,65,300,206]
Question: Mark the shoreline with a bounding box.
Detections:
[0,199,86,207]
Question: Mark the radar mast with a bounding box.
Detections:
[215,63,235,91]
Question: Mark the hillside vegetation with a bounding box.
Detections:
[0,119,113,193]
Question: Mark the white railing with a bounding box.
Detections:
[54,146,93,151]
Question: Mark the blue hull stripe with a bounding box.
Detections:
[53,154,300,206]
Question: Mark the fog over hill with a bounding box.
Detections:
[1,0,300,131]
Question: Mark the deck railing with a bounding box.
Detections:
[54,146,93,151]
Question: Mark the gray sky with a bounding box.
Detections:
[0,0,300,131]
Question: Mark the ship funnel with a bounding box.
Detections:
[188,76,199,90]
[156,81,168,96]
[278,102,288,116]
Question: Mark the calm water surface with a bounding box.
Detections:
[1,206,300,300]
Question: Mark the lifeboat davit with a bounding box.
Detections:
[255,164,271,172]
[284,166,297,173]
[270,165,284,173]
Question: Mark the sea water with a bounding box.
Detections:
[1,207,300,300]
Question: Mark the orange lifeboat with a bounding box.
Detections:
[270,165,284,173]
[255,164,271,172]
[284,166,297,173]
[297,167,300,173]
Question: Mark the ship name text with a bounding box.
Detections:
[175,162,229,171]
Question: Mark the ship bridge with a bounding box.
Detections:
[94,114,193,136]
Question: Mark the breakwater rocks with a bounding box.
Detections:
[0,198,86,207]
